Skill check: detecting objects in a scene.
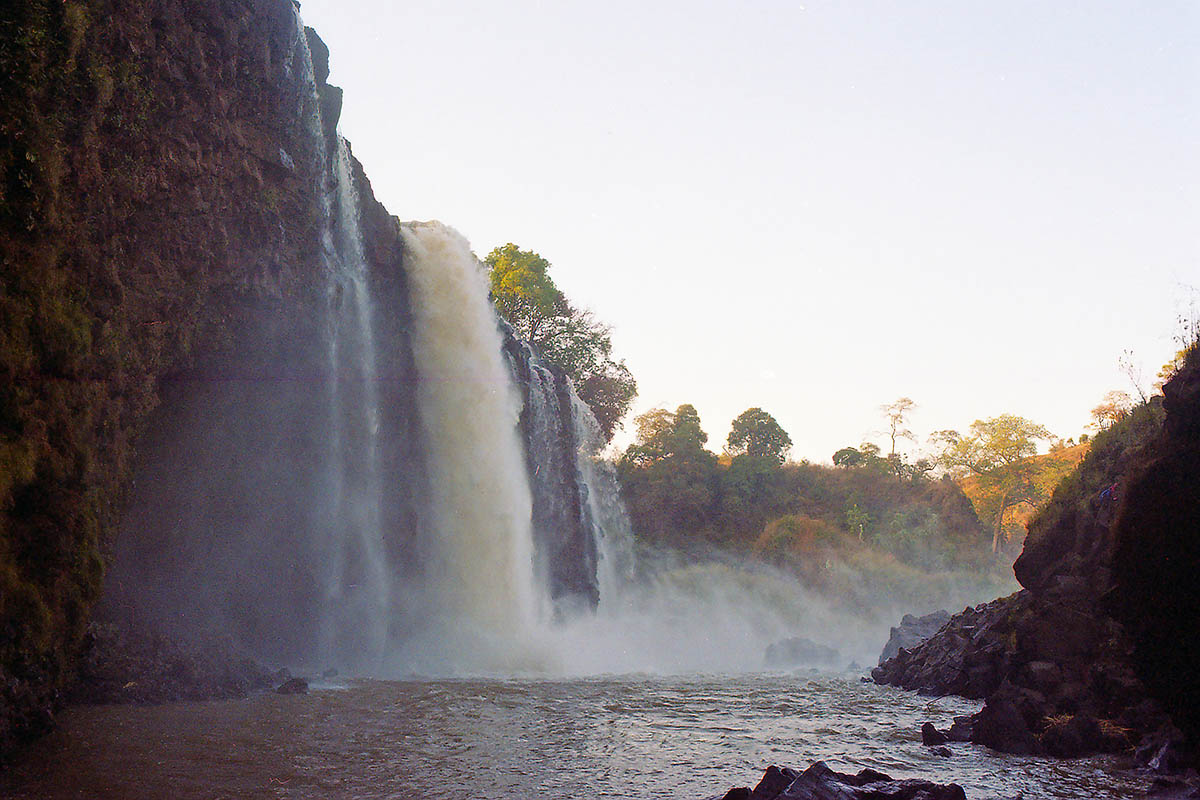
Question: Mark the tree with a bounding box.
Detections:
[726,408,792,464]
[617,405,719,539]
[485,244,636,441]
[1090,390,1133,431]
[935,414,1053,555]
[881,397,916,461]
[832,447,864,468]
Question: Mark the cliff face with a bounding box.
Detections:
[0,0,420,756]
[875,353,1199,762]
[1110,346,1200,748]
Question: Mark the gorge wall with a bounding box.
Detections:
[1,0,618,756]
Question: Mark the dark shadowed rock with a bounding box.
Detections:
[878,610,951,665]
[922,721,948,746]
[729,761,966,800]
[68,623,274,706]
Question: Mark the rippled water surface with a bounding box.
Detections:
[1,674,1151,799]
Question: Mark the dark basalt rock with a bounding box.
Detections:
[870,359,1200,763]
[717,761,966,800]
[921,722,948,746]
[878,610,951,665]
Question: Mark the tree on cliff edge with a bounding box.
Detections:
[485,244,636,441]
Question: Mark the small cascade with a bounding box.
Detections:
[293,15,390,669]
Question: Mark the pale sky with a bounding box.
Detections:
[298,0,1197,462]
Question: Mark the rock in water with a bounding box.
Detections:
[763,638,841,669]
[275,677,309,695]
[721,761,966,800]
[878,610,951,665]
[922,721,949,746]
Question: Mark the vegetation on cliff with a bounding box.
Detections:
[485,243,636,441]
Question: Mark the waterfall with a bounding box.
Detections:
[293,15,390,669]
[398,222,541,669]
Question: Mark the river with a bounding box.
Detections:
[0,672,1150,799]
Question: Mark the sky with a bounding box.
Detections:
[298,0,1197,462]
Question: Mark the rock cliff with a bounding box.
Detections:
[0,0,418,758]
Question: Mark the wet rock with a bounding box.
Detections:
[922,721,948,746]
[729,761,966,800]
[878,610,951,665]
[764,638,841,669]
[945,715,975,742]
[972,694,1039,755]
[718,789,752,800]
[275,677,309,695]
[931,746,952,757]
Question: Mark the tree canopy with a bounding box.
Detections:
[726,407,792,464]
[484,243,636,441]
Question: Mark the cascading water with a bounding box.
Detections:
[294,16,390,670]
[397,222,541,671]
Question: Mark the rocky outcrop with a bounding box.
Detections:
[714,762,966,800]
[877,609,951,665]
[66,623,274,705]
[874,356,1200,763]
[872,595,1023,698]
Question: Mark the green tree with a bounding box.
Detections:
[726,407,792,464]
[485,244,636,441]
[934,414,1053,555]
[832,447,864,468]
[618,405,720,539]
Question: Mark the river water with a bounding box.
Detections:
[1,673,1150,799]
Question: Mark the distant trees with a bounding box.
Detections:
[726,407,792,464]
[934,414,1053,554]
[484,243,636,441]
[1090,390,1134,431]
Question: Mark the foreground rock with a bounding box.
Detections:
[878,610,951,665]
[68,623,274,705]
[713,762,965,800]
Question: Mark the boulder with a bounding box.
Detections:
[921,721,948,746]
[275,677,309,695]
[764,638,841,670]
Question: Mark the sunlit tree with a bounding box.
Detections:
[934,414,1053,554]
